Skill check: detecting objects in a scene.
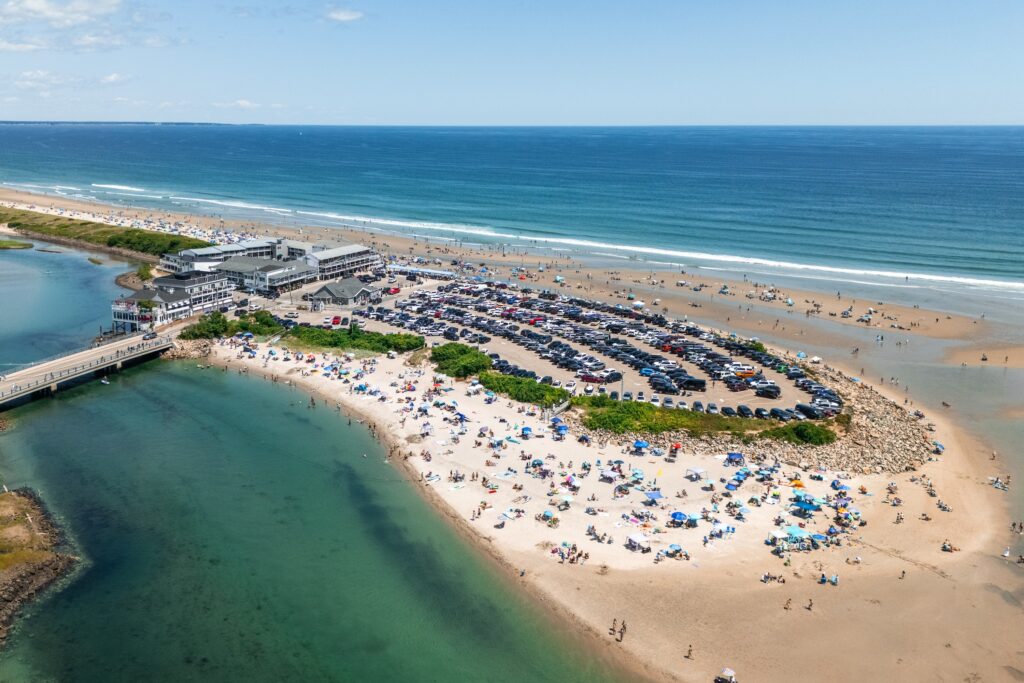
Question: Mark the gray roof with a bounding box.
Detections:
[310,243,372,260]
[153,270,227,288]
[311,278,379,299]
[123,288,190,304]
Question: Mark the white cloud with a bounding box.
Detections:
[72,31,125,49]
[214,99,260,109]
[326,8,363,23]
[100,72,125,84]
[0,37,44,51]
[0,0,122,28]
[13,69,66,90]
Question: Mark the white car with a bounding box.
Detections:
[565,381,577,392]
[322,317,332,324]
[650,395,660,405]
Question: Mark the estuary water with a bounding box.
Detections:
[0,247,621,681]
[0,242,132,368]
[0,365,619,682]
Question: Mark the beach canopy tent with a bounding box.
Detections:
[770,529,789,540]
[628,533,649,545]
[785,525,811,539]
[726,452,744,464]
[600,469,618,479]
[644,490,664,501]
[792,500,821,512]
[685,467,706,480]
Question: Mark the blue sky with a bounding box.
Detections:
[1,0,1022,124]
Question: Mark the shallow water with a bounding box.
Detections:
[0,241,132,368]
[0,364,621,682]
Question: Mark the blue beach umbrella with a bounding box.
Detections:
[669,544,682,552]
[634,440,649,449]
[670,512,686,522]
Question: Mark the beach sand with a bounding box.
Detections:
[203,335,1023,683]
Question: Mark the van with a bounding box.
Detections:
[756,385,782,399]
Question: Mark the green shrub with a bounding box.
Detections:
[430,343,492,377]
[760,422,837,445]
[0,208,210,256]
[286,324,423,353]
[136,263,153,280]
[572,396,760,437]
[179,311,231,339]
[478,372,569,407]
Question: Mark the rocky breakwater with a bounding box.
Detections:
[0,488,78,647]
[566,364,934,475]
[163,339,213,360]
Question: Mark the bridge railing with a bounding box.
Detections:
[0,337,173,400]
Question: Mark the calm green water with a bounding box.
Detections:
[0,364,621,682]
[0,240,133,368]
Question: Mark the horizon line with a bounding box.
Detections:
[1,121,1023,128]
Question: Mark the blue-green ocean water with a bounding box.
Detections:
[1,125,1022,289]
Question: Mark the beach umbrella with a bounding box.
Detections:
[551,417,563,424]
[669,544,682,552]
[688,514,701,522]
[634,440,649,449]
[531,459,544,466]
[811,534,828,541]
[670,512,686,522]
[644,490,664,501]
[796,351,807,359]
[556,424,569,433]
[543,510,553,518]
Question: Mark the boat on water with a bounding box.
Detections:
[100,377,110,385]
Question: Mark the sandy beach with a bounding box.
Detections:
[188,314,1022,683]
[4,186,1023,680]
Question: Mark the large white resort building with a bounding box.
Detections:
[113,236,381,332]
[111,271,235,333]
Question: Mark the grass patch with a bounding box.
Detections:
[572,395,838,445]
[285,324,423,354]
[430,343,492,378]
[0,239,33,249]
[573,395,761,437]
[0,207,210,256]
[479,372,570,407]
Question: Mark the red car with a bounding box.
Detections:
[332,316,342,325]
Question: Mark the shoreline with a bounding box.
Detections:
[0,186,1012,343]
[0,487,78,649]
[187,349,659,682]
[191,326,1021,681]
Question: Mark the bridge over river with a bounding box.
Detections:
[0,335,174,410]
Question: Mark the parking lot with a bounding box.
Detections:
[343,280,844,421]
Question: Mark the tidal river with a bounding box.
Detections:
[0,247,622,682]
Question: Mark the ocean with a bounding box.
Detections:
[0,248,623,682]
[1,125,1022,294]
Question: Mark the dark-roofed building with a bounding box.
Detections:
[215,256,317,294]
[307,278,381,307]
[112,271,234,332]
